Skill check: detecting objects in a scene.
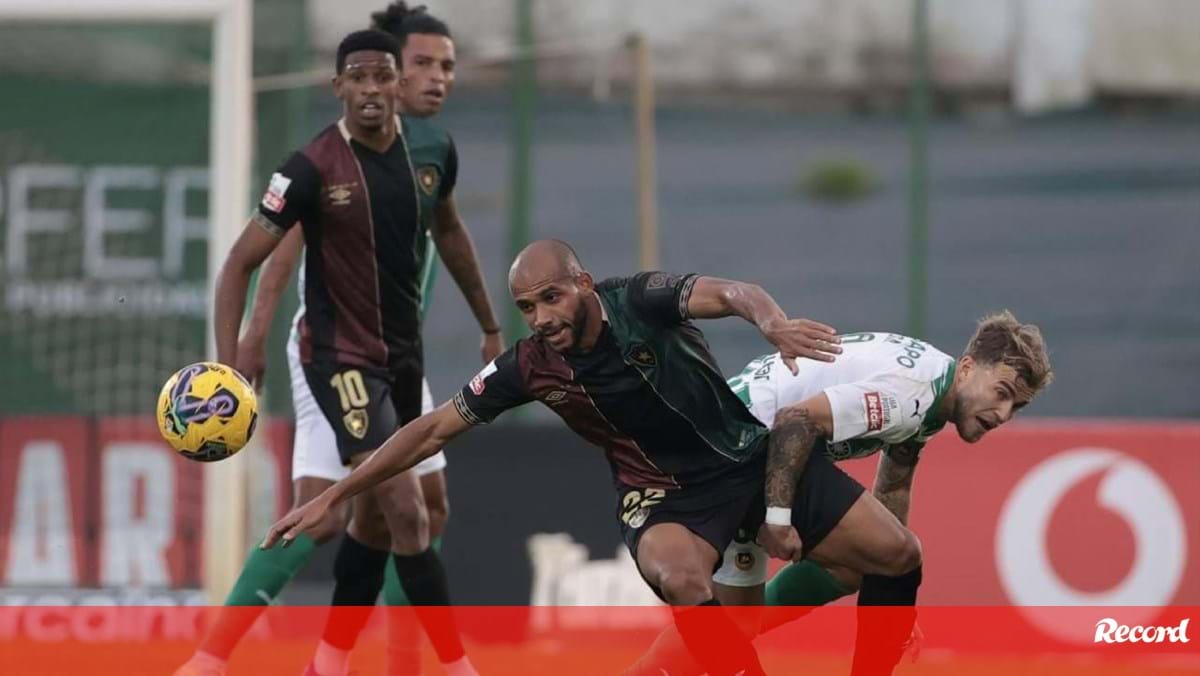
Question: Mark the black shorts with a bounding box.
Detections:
[714,450,866,587]
[302,360,422,464]
[764,449,866,556]
[617,454,766,569]
[621,450,865,590]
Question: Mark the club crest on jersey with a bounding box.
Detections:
[327,182,355,207]
[261,172,291,212]
[416,166,440,196]
[343,408,369,439]
[735,550,756,572]
[627,343,657,368]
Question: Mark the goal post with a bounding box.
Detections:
[0,0,254,603]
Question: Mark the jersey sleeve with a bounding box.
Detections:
[625,271,700,325]
[452,346,533,425]
[438,136,458,201]
[823,374,932,444]
[253,152,320,236]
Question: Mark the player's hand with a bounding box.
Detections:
[903,619,925,662]
[235,334,268,392]
[761,318,841,374]
[261,493,333,549]
[757,523,804,561]
[481,331,504,364]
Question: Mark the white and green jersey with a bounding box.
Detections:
[727,332,956,462]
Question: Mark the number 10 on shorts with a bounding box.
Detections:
[331,370,369,411]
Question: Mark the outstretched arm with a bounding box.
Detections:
[759,394,834,561]
[686,276,841,371]
[236,227,304,389]
[432,195,504,362]
[263,402,471,547]
[874,442,920,526]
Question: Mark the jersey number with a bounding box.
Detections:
[331,370,370,411]
[621,488,666,527]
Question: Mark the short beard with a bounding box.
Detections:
[565,301,591,353]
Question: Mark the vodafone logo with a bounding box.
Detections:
[996,448,1187,643]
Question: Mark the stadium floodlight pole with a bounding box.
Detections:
[0,0,255,604]
[629,32,660,271]
[907,0,931,340]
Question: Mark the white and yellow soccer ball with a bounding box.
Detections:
[156,361,258,462]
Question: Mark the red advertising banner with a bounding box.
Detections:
[835,421,1200,612]
[0,417,91,587]
[0,417,292,590]
[94,417,205,588]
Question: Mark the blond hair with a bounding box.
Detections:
[964,310,1053,399]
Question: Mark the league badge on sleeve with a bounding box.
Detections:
[470,360,498,396]
[261,172,291,212]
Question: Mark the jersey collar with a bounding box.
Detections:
[336,115,404,146]
[920,360,956,435]
[594,290,610,324]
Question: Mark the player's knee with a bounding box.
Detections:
[348,515,392,551]
[658,567,714,606]
[881,528,922,576]
[384,495,431,550]
[426,498,449,538]
[390,505,430,543]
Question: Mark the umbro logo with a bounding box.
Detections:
[544,390,567,405]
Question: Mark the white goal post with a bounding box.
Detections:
[0,0,254,603]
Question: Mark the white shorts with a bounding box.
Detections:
[712,539,770,587]
[287,329,447,483]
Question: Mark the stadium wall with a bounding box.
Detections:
[309,0,1200,106]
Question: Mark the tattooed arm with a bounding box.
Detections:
[758,394,835,561]
[686,276,841,370]
[874,442,921,526]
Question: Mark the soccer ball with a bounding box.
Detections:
[156,361,258,462]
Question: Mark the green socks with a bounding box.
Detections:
[223,533,443,607]
[222,532,442,607]
[224,533,317,605]
[200,534,318,659]
[766,559,852,607]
